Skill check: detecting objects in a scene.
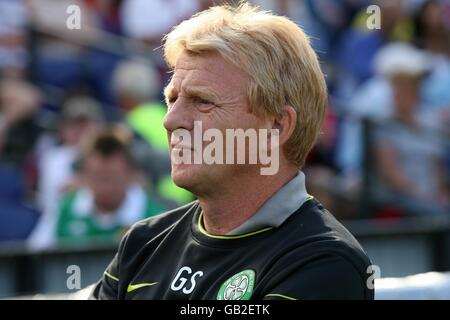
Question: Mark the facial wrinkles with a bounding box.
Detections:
[169,54,250,120]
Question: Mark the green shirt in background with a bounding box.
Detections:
[56,187,167,244]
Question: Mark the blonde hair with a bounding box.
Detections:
[163,2,327,167]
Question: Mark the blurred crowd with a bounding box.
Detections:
[0,0,449,248]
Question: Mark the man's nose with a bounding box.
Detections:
[163,97,194,133]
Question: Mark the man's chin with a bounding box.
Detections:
[171,164,201,190]
[171,163,225,195]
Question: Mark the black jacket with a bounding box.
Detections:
[91,198,374,300]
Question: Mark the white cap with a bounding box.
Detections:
[374,43,432,78]
[112,59,160,102]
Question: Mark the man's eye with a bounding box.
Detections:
[192,97,212,105]
[168,96,178,104]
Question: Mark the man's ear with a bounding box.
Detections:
[272,105,297,146]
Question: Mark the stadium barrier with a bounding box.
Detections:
[375,272,450,299]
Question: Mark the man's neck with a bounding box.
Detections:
[197,167,298,235]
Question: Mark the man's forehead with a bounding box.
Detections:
[169,51,248,91]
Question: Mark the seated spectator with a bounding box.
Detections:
[336,43,450,198]
[28,95,104,248]
[37,95,104,215]
[54,127,167,245]
[372,46,450,216]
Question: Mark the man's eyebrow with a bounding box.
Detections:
[183,86,220,102]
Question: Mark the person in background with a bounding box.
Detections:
[28,95,104,249]
[373,44,450,216]
[55,127,167,245]
[335,42,450,208]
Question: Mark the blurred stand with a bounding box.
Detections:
[0,78,42,242]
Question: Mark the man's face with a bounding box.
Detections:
[61,118,100,146]
[391,74,421,116]
[84,153,132,212]
[163,51,270,196]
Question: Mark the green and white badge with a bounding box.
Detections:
[217,269,255,300]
